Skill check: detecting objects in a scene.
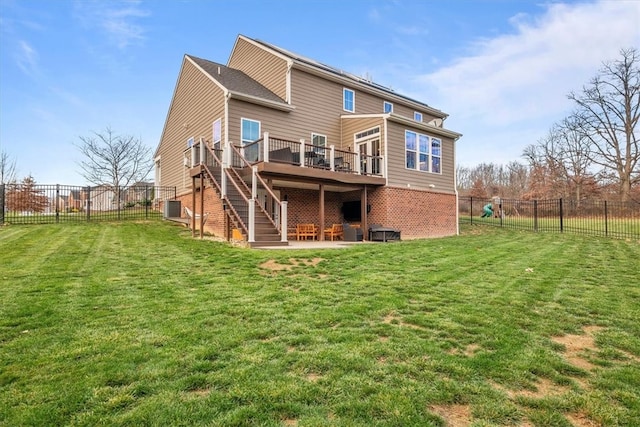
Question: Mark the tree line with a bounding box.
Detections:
[2,49,638,209]
[458,48,639,203]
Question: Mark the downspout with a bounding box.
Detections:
[453,138,459,236]
[383,116,389,184]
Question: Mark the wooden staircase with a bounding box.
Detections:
[201,147,288,247]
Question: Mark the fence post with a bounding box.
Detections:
[604,200,608,237]
[559,198,563,233]
[470,197,473,225]
[0,184,4,224]
[534,200,538,232]
[145,186,150,219]
[86,186,91,221]
[55,184,60,223]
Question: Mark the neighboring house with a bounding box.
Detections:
[124,181,154,206]
[68,190,83,211]
[155,34,462,246]
[86,185,118,211]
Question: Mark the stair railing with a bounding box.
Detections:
[229,143,287,242]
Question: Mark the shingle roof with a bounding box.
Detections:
[187,55,285,104]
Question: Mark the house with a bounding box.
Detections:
[67,189,83,211]
[125,181,154,206]
[86,185,118,211]
[154,34,462,246]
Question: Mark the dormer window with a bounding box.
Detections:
[383,101,393,113]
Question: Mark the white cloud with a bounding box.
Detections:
[412,0,640,166]
[15,40,39,77]
[74,0,150,50]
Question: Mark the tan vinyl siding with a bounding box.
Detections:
[341,117,384,153]
[228,38,288,101]
[156,58,225,194]
[227,99,291,144]
[227,68,347,147]
[386,122,455,193]
[389,103,439,123]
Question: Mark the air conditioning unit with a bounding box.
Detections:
[163,200,181,218]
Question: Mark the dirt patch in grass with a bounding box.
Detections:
[382,313,427,331]
[282,419,298,426]
[429,404,472,426]
[305,373,321,382]
[552,326,604,371]
[566,412,599,427]
[497,377,571,399]
[188,388,210,397]
[260,257,324,271]
[448,343,482,357]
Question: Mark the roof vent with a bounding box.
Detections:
[217,66,221,75]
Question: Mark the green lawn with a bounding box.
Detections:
[1,222,638,426]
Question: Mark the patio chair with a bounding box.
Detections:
[324,224,344,241]
[296,223,318,240]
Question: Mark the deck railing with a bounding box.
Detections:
[231,133,384,177]
[228,142,287,242]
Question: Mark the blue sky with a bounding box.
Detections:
[1,0,638,185]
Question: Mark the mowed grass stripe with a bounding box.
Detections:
[0,222,638,426]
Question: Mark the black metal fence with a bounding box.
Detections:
[459,196,640,240]
[0,184,177,225]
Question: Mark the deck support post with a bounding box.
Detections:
[281,201,288,242]
[199,174,204,239]
[319,184,325,241]
[361,185,368,240]
[191,176,196,237]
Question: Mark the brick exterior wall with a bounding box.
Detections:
[176,186,226,237]
[277,187,343,228]
[174,183,457,241]
[368,186,458,239]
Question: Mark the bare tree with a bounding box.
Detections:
[551,118,597,203]
[76,127,153,191]
[568,48,639,201]
[1,150,17,184]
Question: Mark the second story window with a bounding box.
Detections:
[311,133,327,154]
[212,118,221,149]
[405,130,441,174]
[383,101,393,113]
[241,118,260,162]
[414,112,423,122]
[343,88,355,112]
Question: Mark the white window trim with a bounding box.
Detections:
[212,118,222,144]
[187,137,194,147]
[354,126,381,143]
[383,101,393,113]
[404,130,442,174]
[414,112,423,122]
[311,133,327,154]
[241,117,261,144]
[343,88,355,113]
[311,132,327,146]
